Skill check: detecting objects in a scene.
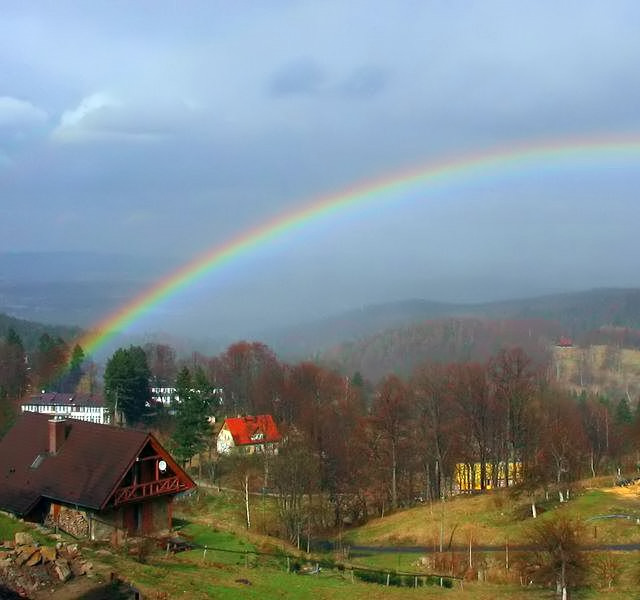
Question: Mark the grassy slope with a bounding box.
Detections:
[345,483,640,548]
[0,512,52,547]
[5,482,640,599]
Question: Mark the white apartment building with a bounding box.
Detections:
[21,392,109,425]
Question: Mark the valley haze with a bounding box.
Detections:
[1,2,639,353]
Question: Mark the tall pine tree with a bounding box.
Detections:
[104,346,151,425]
[171,367,213,465]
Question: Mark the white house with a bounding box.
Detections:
[21,392,109,424]
[216,415,281,455]
[150,386,177,407]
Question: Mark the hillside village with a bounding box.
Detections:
[3,297,640,599]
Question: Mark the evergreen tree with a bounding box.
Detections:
[32,333,68,391]
[615,396,633,425]
[0,328,29,436]
[104,346,151,425]
[0,328,29,400]
[193,365,221,419]
[171,367,212,465]
[59,344,85,393]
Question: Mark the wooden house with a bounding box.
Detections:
[0,413,195,541]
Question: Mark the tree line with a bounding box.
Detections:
[0,328,88,434]
[103,340,639,542]
[3,329,638,540]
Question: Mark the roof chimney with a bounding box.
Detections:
[48,416,68,455]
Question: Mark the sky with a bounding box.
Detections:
[1,1,640,336]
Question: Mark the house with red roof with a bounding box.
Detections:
[216,415,281,455]
[0,413,195,542]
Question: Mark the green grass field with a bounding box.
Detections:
[0,511,53,547]
[5,479,640,599]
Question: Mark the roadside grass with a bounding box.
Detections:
[175,521,260,566]
[80,518,640,600]
[349,550,426,572]
[95,544,552,600]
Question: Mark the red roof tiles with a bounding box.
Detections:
[222,415,281,447]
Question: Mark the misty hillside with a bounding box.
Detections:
[0,313,82,352]
[321,317,561,382]
[553,344,640,402]
[268,288,640,358]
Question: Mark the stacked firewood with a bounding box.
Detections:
[44,510,90,538]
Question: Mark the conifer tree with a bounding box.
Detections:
[104,346,151,425]
[171,367,212,465]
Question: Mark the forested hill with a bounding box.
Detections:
[321,317,561,382]
[269,288,640,358]
[0,313,82,351]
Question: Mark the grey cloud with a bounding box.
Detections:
[51,92,205,144]
[2,0,640,337]
[340,66,389,98]
[0,96,47,126]
[268,58,326,96]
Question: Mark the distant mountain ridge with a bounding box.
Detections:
[321,317,560,382]
[267,288,640,358]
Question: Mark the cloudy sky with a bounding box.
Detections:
[1,1,640,335]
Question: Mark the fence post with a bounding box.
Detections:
[386,573,390,586]
[286,556,290,572]
[203,547,207,562]
[506,538,509,570]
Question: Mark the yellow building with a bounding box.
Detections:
[455,461,522,491]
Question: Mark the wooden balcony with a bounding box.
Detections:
[114,476,184,506]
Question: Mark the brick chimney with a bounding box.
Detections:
[48,416,68,455]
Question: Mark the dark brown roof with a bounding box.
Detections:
[22,392,106,407]
[0,413,186,515]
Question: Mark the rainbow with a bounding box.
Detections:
[75,133,640,357]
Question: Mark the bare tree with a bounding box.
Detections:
[372,375,412,509]
[526,515,586,599]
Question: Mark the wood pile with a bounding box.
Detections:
[44,510,90,538]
